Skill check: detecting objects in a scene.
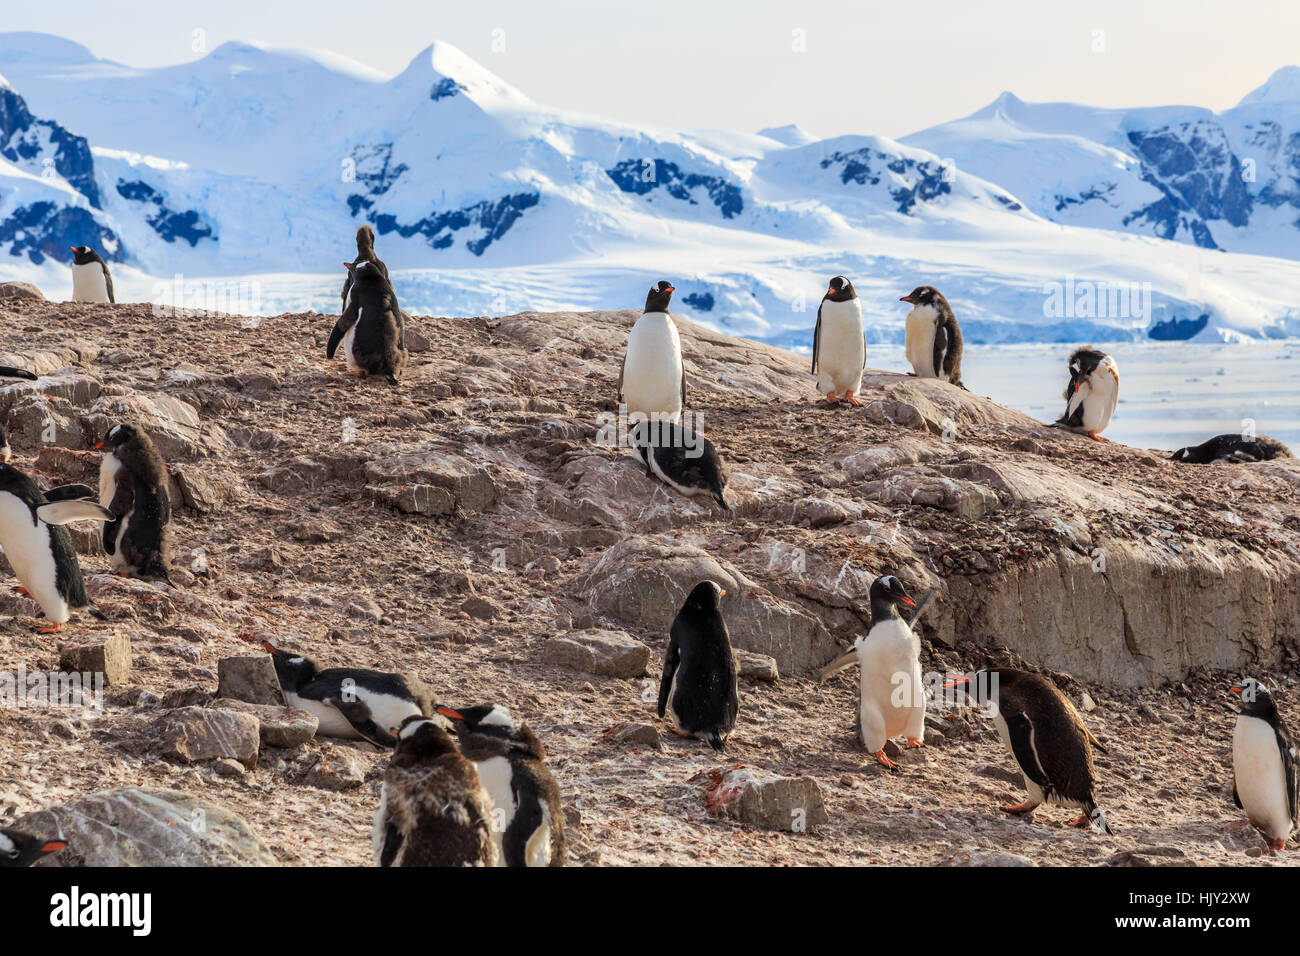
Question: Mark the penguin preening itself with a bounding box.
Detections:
[263,640,433,747]
[327,260,407,385]
[340,224,388,307]
[95,424,172,584]
[0,830,67,867]
[658,581,738,750]
[952,668,1113,833]
[849,575,924,769]
[69,246,114,304]
[1231,679,1297,851]
[1054,347,1119,441]
[0,464,111,633]
[374,713,498,866]
[629,419,729,509]
[1172,434,1293,464]
[439,704,566,867]
[618,281,685,423]
[812,275,865,405]
[900,286,963,386]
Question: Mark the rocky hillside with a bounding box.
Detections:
[1,286,1297,865]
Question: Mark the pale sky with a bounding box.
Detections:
[6,0,1298,139]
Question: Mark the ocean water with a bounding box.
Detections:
[863,340,1300,455]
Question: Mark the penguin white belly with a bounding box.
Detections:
[0,494,68,623]
[98,452,121,509]
[856,619,924,749]
[71,262,110,303]
[342,319,361,371]
[525,804,553,867]
[645,448,705,498]
[1234,716,1293,840]
[108,517,131,572]
[622,313,683,421]
[353,687,422,737]
[286,692,362,739]
[474,755,517,866]
[816,299,865,395]
[1082,367,1119,433]
[904,305,938,378]
[371,786,391,864]
[994,712,1047,804]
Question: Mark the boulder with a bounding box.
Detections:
[543,629,650,678]
[699,767,828,832]
[210,699,318,748]
[153,706,260,768]
[216,655,286,706]
[363,449,498,512]
[301,745,367,790]
[58,634,131,686]
[83,392,225,460]
[0,281,44,302]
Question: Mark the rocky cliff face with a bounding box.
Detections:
[0,294,1296,865]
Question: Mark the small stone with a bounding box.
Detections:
[367,483,456,516]
[1081,692,1097,713]
[699,767,828,832]
[302,746,366,790]
[342,594,384,622]
[882,740,903,759]
[1105,846,1189,867]
[602,722,663,750]
[216,655,286,706]
[923,728,946,747]
[161,686,212,709]
[58,633,131,686]
[210,758,247,778]
[563,805,582,829]
[976,764,1024,785]
[153,707,260,768]
[543,630,650,678]
[947,849,1036,867]
[460,596,501,621]
[734,649,779,682]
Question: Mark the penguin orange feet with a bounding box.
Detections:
[1088,431,1109,442]
[824,392,841,405]
[1069,812,1091,828]
[12,585,30,596]
[843,390,864,407]
[36,622,62,634]
[905,737,924,749]
[1002,801,1040,815]
[1268,837,1286,851]
[874,749,898,770]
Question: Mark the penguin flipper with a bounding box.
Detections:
[1276,725,1299,826]
[502,794,545,867]
[104,266,115,305]
[42,484,96,503]
[36,500,114,525]
[616,354,626,404]
[1004,710,1053,791]
[379,820,403,867]
[680,368,687,410]
[657,630,680,719]
[327,697,398,747]
[1232,780,1242,810]
[932,323,948,382]
[811,302,822,374]
[326,307,358,360]
[0,366,37,381]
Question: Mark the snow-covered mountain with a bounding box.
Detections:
[1,31,1299,349]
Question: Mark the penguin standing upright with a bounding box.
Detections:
[341,224,388,307]
[900,286,963,386]
[812,275,866,406]
[1054,347,1119,441]
[1172,434,1293,464]
[327,260,407,385]
[1231,679,1297,851]
[0,830,67,867]
[0,464,111,633]
[373,713,497,867]
[439,704,566,867]
[68,246,114,304]
[657,581,738,750]
[263,641,433,746]
[955,668,1113,833]
[618,281,685,423]
[629,419,729,509]
[95,424,171,583]
[849,575,924,769]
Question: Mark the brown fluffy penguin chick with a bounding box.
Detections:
[95,423,172,584]
[340,224,388,306]
[373,714,498,866]
[956,668,1112,833]
[327,259,407,385]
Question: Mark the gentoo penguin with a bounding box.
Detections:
[341,224,388,306]
[629,419,729,509]
[954,668,1113,833]
[0,463,111,633]
[0,830,67,867]
[0,366,36,381]
[1172,434,1293,464]
[95,424,172,584]
[439,703,566,867]
[263,641,433,747]
[812,275,866,405]
[373,713,498,867]
[657,581,738,750]
[327,260,407,385]
[850,575,924,769]
[618,281,685,423]
[1054,347,1119,441]
[69,246,114,304]
[1231,679,1297,851]
[900,285,963,386]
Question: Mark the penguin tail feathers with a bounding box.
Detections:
[385,373,399,386]
[145,559,174,587]
[1086,802,1113,835]
[705,732,726,751]
[712,489,730,511]
[0,366,37,380]
[87,603,107,621]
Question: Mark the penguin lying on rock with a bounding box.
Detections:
[1231,678,1297,852]
[263,640,433,746]
[438,704,566,867]
[0,829,67,867]
[1172,434,1293,464]
[629,420,729,509]
[0,463,112,633]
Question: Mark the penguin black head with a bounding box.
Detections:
[1067,347,1108,382]
[644,280,675,313]
[0,829,68,868]
[94,423,139,451]
[69,246,104,266]
[899,286,943,308]
[825,276,857,302]
[262,640,320,690]
[869,574,915,620]
[1232,678,1279,720]
[438,703,519,738]
[395,714,460,756]
[682,580,726,614]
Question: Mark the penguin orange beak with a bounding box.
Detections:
[40,841,67,853]
[665,285,675,292]
[94,441,105,449]
[899,595,916,607]
[899,295,915,303]
[1230,687,1244,694]
[261,640,277,654]
[826,288,834,296]
[943,675,970,689]
[436,706,465,721]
